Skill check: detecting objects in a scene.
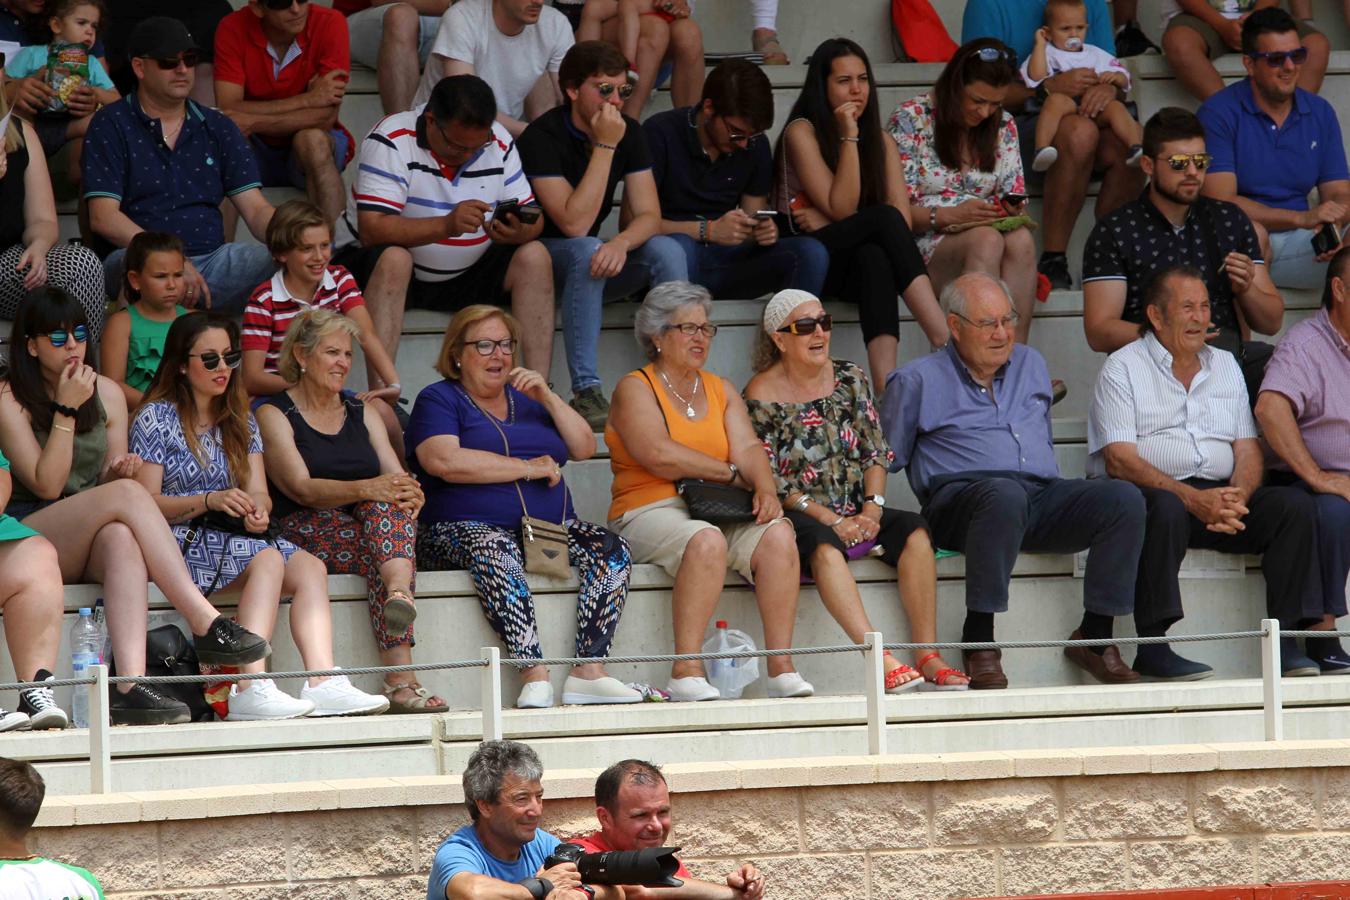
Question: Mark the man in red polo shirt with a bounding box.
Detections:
[572,760,765,900]
[213,0,353,221]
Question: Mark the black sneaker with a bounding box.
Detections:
[1038,254,1072,290]
[110,684,191,726]
[194,617,271,666]
[1114,21,1160,57]
[18,670,69,730]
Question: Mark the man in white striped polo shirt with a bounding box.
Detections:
[1088,264,1323,680]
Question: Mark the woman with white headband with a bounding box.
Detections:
[744,289,969,691]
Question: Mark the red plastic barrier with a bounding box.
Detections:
[990,882,1350,899]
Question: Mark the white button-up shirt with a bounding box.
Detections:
[1088,332,1256,480]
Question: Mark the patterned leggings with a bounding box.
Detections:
[0,243,109,337]
[418,519,630,660]
[278,501,417,650]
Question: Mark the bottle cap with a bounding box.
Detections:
[78,607,91,616]
[715,620,728,628]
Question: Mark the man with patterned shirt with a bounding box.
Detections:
[0,757,103,899]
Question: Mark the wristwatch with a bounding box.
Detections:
[864,494,887,508]
[1034,82,1050,104]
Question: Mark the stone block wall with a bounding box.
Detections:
[31,742,1350,899]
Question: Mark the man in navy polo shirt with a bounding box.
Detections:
[643,59,826,300]
[83,17,276,316]
[1199,7,1350,291]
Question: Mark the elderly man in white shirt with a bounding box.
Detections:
[1088,263,1323,680]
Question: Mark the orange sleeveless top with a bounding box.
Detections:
[606,364,731,521]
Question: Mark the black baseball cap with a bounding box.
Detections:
[127,17,198,59]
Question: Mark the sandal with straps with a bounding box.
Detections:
[384,589,418,636]
[751,29,790,65]
[884,661,923,694]
[383,681,449,714]
[916,651,970,692]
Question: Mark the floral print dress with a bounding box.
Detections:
[887,91,1026,263]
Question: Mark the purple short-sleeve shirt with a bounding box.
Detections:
[1260,308,1350,473]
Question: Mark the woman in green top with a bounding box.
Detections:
[0,287,271,726]
[99,232,188,408]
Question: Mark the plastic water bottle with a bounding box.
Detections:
[70,608,102,728]
[703,621,760,699]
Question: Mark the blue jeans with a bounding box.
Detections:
[1268,227,1328,290]
[541,234,687,393]
[104,243,275,318]
[667,234,828,298]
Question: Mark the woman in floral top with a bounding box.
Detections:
[744,290,969,691]
[888,39,1038,345]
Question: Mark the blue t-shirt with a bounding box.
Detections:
[1198,79,1350,214]
[406,380,573,528]
[0,6,104,58]
[426,825,561,900]
[7,44,115,89]
[961,0,1114,66]
[82,92,262,256]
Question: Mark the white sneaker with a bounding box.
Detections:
[766,672,815,698]
[516,681,554,709]
[562,675,642,705]
[665,676,721,702]
[302,673,390,717]
[0,708,30,732]
[225,679,314,721]
[1032,145,1059,173]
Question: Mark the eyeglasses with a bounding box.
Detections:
[468,338,515,356]
[1247,47,1309,67]
[262,0,309,9]
[593,81,635,100]
[147,51,199,70]
[777,314,833,335]
[955,312,1020,333]
[430,118,493,157]
[719,116,761,144]
[43,325,89,347]
[972,46,1017,66]
[190,349,243,370]
[664,322,718,338]
[1160,152,1212,171]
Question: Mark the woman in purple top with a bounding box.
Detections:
[407,305,640,710]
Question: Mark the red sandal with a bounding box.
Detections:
[884,661,922,694]
[916,651,970,692]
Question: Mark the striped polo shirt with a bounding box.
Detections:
[336,108,532,283]
[241,266,365,375]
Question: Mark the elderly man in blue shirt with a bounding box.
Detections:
[880,271,1146,690]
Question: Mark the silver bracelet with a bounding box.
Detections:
[792,494,810,512]
[929,206,939,233]
[829,515,845,527]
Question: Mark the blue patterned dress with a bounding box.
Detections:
[130,400,297,593]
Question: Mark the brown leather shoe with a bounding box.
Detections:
[961,649,1008,690]
[1064,630,1141,684]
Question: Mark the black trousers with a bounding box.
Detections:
[810,204,926,344]
[1134,480,1323,632]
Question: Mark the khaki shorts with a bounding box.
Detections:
[1165,14,1320,59]
[609,495,793,583]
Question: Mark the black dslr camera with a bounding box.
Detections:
[545,841,685,886]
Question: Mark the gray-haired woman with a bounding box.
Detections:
[605,282,810,702]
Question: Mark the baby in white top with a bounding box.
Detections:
[1021,0,1143,172]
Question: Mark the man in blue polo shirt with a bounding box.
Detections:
[83,17,275,316]
[1199,7,1350,291]
[642,59,826,299]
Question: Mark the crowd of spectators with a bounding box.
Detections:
[0,0,1343,731]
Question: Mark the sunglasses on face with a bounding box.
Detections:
[147,51,199,70]
[44,325,89,347]
[778,314,834,335]
[468,338,515,356]
[593,80,635,100]
[1247,47,1309,67]
[190,349,243,370]
[1160,152,1212,171]
[665,322,718,338]
[719,116,761,144]
[262,0,309,9]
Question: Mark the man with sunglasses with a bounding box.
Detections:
[641,59,827,301]
[517,40,687,430]
[83,17,277,316]
[212,0,354,223]
[1083,107,1282,401]
[1198,7,1350,291]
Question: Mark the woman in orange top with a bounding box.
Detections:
[606,281,809,702]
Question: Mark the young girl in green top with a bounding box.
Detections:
[99,232,187,408]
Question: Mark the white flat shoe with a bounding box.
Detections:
[766,672,814,698]
[516,681,554,709]
[562,675,642,705]
[665,676,721,702]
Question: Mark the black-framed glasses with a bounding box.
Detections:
[778,314,833,335]
[147,51,199,70]
[593,81,635,100]
[972,46,1017,66]
[665,322,718,338]
[955,311,1019,333]
[1247,47,1309,67]
[44,325,89,347]
[1161,152,1212,171]
[262,0,309,9]
[190,349,243,370]
[468,338,515,356]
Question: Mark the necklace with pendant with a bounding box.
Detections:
[659,369,700,418]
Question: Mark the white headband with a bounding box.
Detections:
[762,289,819,335]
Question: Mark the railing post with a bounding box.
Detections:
[87,666,112,794]
[1260,619,1283,742]
[480,648,503,742]
[863,632,886,756]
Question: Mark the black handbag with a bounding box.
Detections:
[179,510,280,597]
[636,370,756,524]
[110,624,215,722]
